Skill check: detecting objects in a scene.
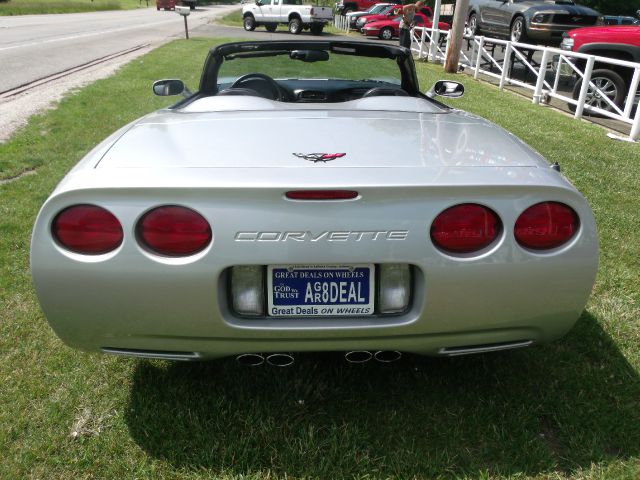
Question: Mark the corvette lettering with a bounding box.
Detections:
[235,230,409,242]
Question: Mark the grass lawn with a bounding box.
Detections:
[0,0,150,15]
[1,37,639,479]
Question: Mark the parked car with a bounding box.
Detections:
[467,0,601,45]
[156,0,175,10]
[561,25,640,112]
[362,13,449,40]
[242,0,333,35]
[346,3,395,29]
[346,3,399,29]
[31,40,598,363]
[602,15,639,26]
[356,4,404,31]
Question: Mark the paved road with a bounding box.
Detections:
[0,4,240,92]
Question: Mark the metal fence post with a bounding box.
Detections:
[631,99,640,142]
[532,49,551,104]
[499,41,512,90]
[443,30,451,67]
[474,36,484,79]
[418,27,426,59]
[623,67,640,119]
[430,28,440,62]
[574,56,595,119]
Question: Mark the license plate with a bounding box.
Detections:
[267,264,375,317]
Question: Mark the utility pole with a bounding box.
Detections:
[444,0,470,73]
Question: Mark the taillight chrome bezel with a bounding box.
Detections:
[51,204,124,256]
[514,201,580,252]
[136,205,212,258]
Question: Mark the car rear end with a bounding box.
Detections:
[308,6,333,24]
[155,0,176,10]
[31,107,598,360]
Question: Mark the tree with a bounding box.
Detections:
[437,0,640,17]
[578,0,640,16]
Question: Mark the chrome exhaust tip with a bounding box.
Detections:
[236,353,265,366]
[344,350,373,363]
[374,350,402,363]
[266,353,295,367]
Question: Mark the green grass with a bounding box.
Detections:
[0,0,147,15]
[1,37,640,479]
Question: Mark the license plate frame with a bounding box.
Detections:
[267,264,375,317]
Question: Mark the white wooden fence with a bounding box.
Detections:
[412,26,640,142]
[333,15,350,33]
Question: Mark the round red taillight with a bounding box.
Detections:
[138,206,212,257]
[431,203,501,254]
[515,202,579,250]
[52,205,123,255]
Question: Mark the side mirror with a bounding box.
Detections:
[426,80,465,99]
[153,79,190,97]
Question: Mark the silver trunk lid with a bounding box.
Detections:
[97,106,547,170]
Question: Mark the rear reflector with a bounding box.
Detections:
[430,203,501,253]
[378,264,411,313]
[515,202,579,250]
[52,205,123,255]
[231,266,265,316]
[285,190,358,200]
[138,206,211,257]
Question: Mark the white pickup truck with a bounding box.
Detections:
[242,0,333,35]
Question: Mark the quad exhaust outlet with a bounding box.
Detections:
[235,352,295,367]
[344,350,402,363]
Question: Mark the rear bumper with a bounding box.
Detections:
[528,22,593,43]
[31,182,598,359]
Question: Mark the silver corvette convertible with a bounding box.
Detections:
[31,41,598,363]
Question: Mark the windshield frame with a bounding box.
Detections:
[199,41,421,96]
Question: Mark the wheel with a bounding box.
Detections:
[243,15,256,31]
[265,23,277,32]
[468,13,478,35]
[310,24,323,35]
[571,69,626,114]
[379,27,393,40]
[288,17,302,34]
[510,16,528,43]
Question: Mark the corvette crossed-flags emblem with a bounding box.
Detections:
[292,153,346,163]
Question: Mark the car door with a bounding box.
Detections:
[481,0,512,36]
[279,0,301,22]
[257,0,274,22]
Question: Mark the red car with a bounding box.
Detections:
[561,25,640,110]
[156,0,176,10]
[362,12,449,40]
[356,6,433,31]
[355,4,402,30]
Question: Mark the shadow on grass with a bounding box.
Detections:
[125,312,640,477]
